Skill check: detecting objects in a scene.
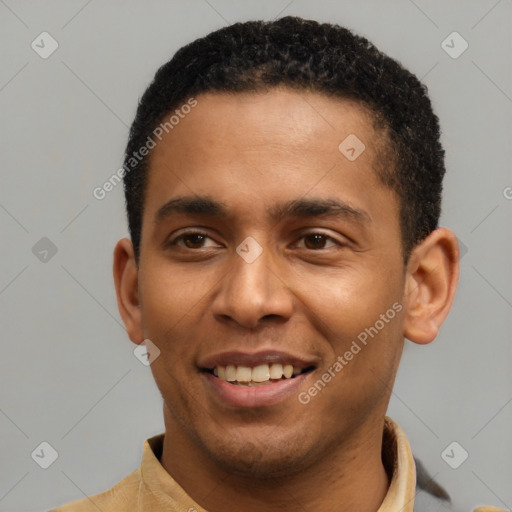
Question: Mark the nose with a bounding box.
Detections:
[210,242,294,329]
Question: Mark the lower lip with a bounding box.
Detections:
[202,371,313,408]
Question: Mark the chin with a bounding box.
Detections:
[200,429,321,479]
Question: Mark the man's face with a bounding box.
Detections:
[137,89,407,476]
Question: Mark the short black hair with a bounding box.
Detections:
[123,16,445,264]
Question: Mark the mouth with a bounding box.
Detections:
[203,363,316,386]
[198,351,319,408]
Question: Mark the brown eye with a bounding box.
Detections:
[181,233,207,248]
[298,233,339,250]
[170,231,217,249]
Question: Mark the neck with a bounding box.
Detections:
[160,407,390,512]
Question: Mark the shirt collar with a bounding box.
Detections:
[378,416,416,511]
[139,415,416,511]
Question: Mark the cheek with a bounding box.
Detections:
[295,265,404,404]
[295,264,402,343]
[304,306,403,433]
[138,262,209,354]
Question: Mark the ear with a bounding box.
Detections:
[403,228,460,345]
[113,238,144,345]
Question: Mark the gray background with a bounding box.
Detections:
[1,1,511,511]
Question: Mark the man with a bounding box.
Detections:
[50,16,503,512]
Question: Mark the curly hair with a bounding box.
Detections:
[123,16,445,263]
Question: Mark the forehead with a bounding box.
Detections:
[143,89,397,231]
[157,89,378,155]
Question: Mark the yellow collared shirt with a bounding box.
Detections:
[49,416,504,512]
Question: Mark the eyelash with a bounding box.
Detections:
[168,230,343,250]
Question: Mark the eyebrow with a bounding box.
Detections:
[155,195,371,225]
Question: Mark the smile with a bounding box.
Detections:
[208,363,314,386]
[199,351,319,407]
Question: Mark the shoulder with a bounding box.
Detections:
[48,468,140,512]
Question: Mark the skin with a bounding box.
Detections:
[113,89,459,512]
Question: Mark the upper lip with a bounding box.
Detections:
[199,350,319,370]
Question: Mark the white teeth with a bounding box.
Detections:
[212,363,306,384]
[269,363,283,379]
[252,364,270,382]
[283,364,293,378]
[235,366,252,382]
[225,365,237,382]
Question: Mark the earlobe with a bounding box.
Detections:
[113,238,144,345]
[403,228,460,345]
